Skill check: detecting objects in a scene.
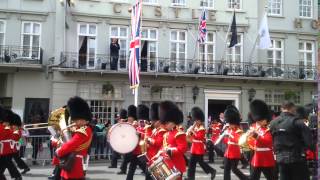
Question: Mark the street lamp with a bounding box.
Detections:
[192,86,199,104]
[248,88,256,102]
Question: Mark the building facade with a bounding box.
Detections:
[0,0,318,126]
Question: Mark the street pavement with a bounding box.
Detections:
[5,158,268,180]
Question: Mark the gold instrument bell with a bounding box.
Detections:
[238,131,255,152]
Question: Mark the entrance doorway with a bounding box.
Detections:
[208,99,234,121]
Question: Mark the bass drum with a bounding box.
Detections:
[108,122,139,154]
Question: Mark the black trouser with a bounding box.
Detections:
[12,152,29,170]
[208,144,225,161]
[19,146,26,158]
[126,154,147,180]
[278,161,309,180]
[187,154,215,179]
[0,155,21,179]
[32,142,40,162]
[110,56,118,70]
[224,158,248,180]
[110,150,120,167]
[250,167,276,180]
[120,152,133,173]
[52,165,61,180]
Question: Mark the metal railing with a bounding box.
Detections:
[60,52,317,80]
[0,45,43,65]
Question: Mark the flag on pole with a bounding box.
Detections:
[229,11,238,48]
[258,13,271,49]
[198,9,207,44]
[128,0,142,89]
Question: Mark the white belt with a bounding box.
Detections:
[192,140,203,143]
[227,142,239,146]
[76,155,84,159]
[255,148,272,152]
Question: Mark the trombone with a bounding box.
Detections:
[24,123,50,130]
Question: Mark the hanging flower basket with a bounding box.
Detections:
[151,85,163,98]
[102,82,114,96]
[284,90,297,101]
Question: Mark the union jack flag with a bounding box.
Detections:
[129,0,142,89]
[198,9,207,44]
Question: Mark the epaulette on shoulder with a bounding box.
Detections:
[175,131,186,138]
[158,128,166,132]
[144,125,152,130]
[75,126,88,136]
[235,129,243,134]
[197,125,206,131]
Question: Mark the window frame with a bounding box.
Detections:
[0,20,5,46]
[142,0,158,5]
[226,33,243,63]
[268,0,283,16]
[141,28,158,72]
[200,0,214,9]
[299,0,313,18]
[267,39,284,67]
[77,23,98,69]
[21,21,42,59]
[169,30,187,72]
[298,40,315,67]
[172,0,186,7]
[198,32,216,72]
[226,0,242,11]
[109,26,129,71]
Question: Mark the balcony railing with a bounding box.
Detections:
[0,45,43,65]
[60,52,317,81]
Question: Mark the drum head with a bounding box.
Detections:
[108,123,138,154]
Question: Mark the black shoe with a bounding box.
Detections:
[21,168,30,175]
[13,177,22,180]
[117,171,126,175]
[210,169,216,180]
[208,160,214,164]
[241,164,248,169]
[220,165,224,169]
[48,175,55,180]
[108,166,117,168]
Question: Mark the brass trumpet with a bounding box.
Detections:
[238,127,258,151]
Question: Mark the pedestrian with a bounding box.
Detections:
[110,38,120,70]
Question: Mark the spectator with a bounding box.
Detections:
[110,38,120,70]
[186,115,193,129]
[95,119,106,159]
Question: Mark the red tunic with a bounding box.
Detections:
[11,128,22,153]
[56,126,92,179]
[51,138,61,166]
[1,126,14,155]
[132,125,145,155]
[190,125,206,155]
[161,128,187,173]
[146,127,166,161]
[210,122,222,143]
[223,126,242,159]
[251,127,275,167]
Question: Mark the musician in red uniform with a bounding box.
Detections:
[55,96,93,180]
[126,104,149,180]
[0,109,22,180]
[158,101,187,180]
[248,100,276,180]
[10,113,30,175]
[208,115,224,163]
[222,106,248,180]
[186,107,216,180]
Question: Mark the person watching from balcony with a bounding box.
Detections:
[110,38,120,70]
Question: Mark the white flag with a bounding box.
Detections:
[258,13,271,49]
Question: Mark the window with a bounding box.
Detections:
[78,24,97,69]
[170,30,187,72]
[265,89,301,112]
[267,39,284,67]
[226,34,243,63]
[110,26,128,70]
[21,22,41,59]
[0,20,5,46]
[172,0,186,6]
[299,0,313,18]
[199,32,215,72]
[299,41,315,68]
[227,0,241,10]
[200,0,214,8]
[143,0,158,4]
[268,0,282,16]
[141,28,158,72]
[88,100,122,124]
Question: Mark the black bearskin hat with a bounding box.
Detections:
[295,106,308,119]
[119,109,128,120]
[250,99,271,122]
[224,106,240,125]
[137,104,149,121]
[67,96,92,122]
[3,109,14,123]
[191,107,205,122]
[11,113,22,127]
[0,105,4,122]
[127,105,137,120]
[159,101,183,125]
[150,103,160,121]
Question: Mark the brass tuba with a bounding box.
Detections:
[47,107,73,142]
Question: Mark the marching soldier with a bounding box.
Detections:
[208,115,224,163]
[222,106,248,180]
[186,107,216,180]
[158,101,188,180]
[248,100,276,180]
[55,96,93,180]
[126,104,149,180]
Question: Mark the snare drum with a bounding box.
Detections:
[148,155,181,180]
[108,122,139,154]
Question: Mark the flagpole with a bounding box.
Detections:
[134,88,138,106]
[248,35,259,63]
[135,0,142,106]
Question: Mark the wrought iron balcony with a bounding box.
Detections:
[59,52,317,81]
[0,45,43,65]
